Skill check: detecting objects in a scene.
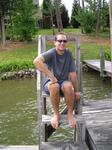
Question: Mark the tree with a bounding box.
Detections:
[55,0,63,31]
[95,0,101,32]
[41,0,53,28]
[41,0,68,30]
[84,0,109,32]
[71,0,80,28]
[0,0,16,45]
[8,0,37,41]
[60,4,69,28]
[74,0,109,33]
[100,1,109,30]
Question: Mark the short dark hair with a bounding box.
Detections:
[54,32,67,41]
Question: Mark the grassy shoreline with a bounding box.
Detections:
[0,29,111,75]
[0,42,37,73]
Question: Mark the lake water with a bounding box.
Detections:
[0,71,111,144]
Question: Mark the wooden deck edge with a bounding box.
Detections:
[83,60,112,77]
[41,141,88,150]
[85,128,97,150]
[42,114,85,124]
[0,145,38,150]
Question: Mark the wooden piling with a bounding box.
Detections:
[75,35,83,114]
[100,46,105,78]
[37,35,42,149]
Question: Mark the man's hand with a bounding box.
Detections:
[49,73,58,84]
[74,92,80,101]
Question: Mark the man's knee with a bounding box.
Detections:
[48,83,60,93]
[62,81,73,92]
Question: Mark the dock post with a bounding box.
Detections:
[74,35,86,144]
[41,35,46,53]
[100,46,105,78]
[37,35,42,150]
[75,116,86,143]
[75,35,83,114]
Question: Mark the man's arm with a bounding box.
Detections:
[69,72,80,100]
[33,55,57,83]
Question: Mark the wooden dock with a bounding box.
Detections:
[0,100,112,150]
[83,100,112,150]
[83,60,112,77]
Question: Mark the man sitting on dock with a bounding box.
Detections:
[33,32,80,129]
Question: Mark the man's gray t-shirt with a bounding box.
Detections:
[42,48,76,84]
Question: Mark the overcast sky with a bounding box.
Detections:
[39,0,74,17]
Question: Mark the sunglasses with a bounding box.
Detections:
[56,40,67,43]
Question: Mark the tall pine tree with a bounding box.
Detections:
[42,0,53,28]
[71,0,80,28]
[60,4,69,28]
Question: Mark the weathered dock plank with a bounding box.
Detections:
[83,100,112,150]
[41,141,88,150]
[0,146,38,150]
[83,60,112,77]
[42,114,84,124]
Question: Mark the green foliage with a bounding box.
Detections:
[41,0,53,28]
[71,0,80,28]
[41,0,70,29]
[6,0,37,41]
[42,0,52,16]
[104,49,111,61]
[0,60,33,73]
[60,4,69,28]
[0,29,110,73]
[0,42,37,73]
[100,2,109,31]
[75,8,96,33]
[0,0,16,17]
[72,0,109,33]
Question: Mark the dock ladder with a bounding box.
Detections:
[37,35,88,150]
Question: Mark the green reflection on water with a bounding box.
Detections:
[0,71,111,145]
[0,78,38,145]
[83,70,111,101]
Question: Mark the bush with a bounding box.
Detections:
[105,49,111,61]
[0,60,34,73]
[75,8,96,33]
[6,0,38,41]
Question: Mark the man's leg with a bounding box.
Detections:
[61,81,76,128]
[48,83,60,129]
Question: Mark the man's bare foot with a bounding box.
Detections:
[67,114,76,128]
[51,114,60,129]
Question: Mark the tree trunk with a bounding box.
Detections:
[49,2,55,35]
[81,0,84,33]
[81,0,84,9]
[93,0,96,12]
[0,19,2,41]
[1,17,6,46]
[55,0,63,32]
[96,0,101,33]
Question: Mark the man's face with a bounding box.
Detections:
[54,34,67,54]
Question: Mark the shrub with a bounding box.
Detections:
[105,49,111,61]
[0,60,34,73]
[75,8,96,33]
